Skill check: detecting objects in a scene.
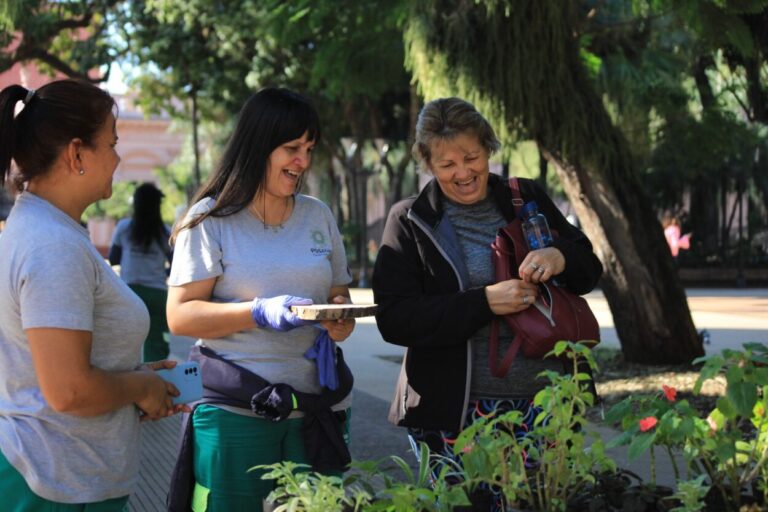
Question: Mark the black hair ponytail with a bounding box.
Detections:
[0,85,28,189]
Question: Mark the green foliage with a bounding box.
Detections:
[645,110,760,209]
[256,462,365,511]
[257,443,470,511]
[454,342,613,511]
[608,342,768,511]
[82,181,136,221]
[116,0,254,120]
[405,1,626,179]
[0,0,21,30]
[0,0,120,81]
[669,474,710,512]
[259,342,612,511]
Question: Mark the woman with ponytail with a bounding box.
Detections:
[0,79,187,510]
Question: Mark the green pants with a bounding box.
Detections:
[128,284,169,362]
[0,449,128,512]
[191,404,350,512]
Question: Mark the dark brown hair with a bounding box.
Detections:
[171,87,320,242]
[0,79,116,191]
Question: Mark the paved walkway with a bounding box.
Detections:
[128,288,768,511]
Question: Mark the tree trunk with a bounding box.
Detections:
[533,12,702,364]
[689,181,720,255]
[537,147,548,191]
[690,55,723,254]
[190,88,201,200]
[541,145,702,364]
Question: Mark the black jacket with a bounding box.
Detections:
[372,174,602,432]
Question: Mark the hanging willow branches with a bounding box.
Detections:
[406,0,629,180]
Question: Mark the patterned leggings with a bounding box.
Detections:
[407,398,542,512]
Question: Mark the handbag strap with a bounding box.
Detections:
[489,317,523,378]
[487,177,528,378]
[508,177,525,216]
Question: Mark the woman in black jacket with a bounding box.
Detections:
[372,97,602,510]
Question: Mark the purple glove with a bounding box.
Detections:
[304,329,339,390]
[251,295,313,331]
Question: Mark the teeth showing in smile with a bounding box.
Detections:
[456,177,475,186]
[284,170,299,178]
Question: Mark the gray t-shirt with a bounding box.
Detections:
[444,196,562,400]
[110,218,171,289]
[0,193,149,503]
[170,195,353,411]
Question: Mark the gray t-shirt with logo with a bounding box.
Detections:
[170,195,353,410]
[0,193,149,503]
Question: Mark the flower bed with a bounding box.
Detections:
[259,342,768,511]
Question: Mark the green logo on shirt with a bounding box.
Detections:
[310,229,331,257]
[311,230,325,245]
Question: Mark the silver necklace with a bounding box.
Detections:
[250,197,291,232]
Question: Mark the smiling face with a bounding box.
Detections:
[80,113,121,200]
[263,131,315,199]
[428,132,490,205]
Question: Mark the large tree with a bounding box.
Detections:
[406,0,702,363]
[0,0,120,82]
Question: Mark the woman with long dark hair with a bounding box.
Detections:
[109,182,172,361]
[167,87,355,510]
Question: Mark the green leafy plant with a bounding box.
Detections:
[453,341,616,511]
[607,342,768,511]
[256,461,370,512]
[256,443,470,511]
[669,475,710,512]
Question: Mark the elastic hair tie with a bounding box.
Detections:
[23,89,36,105]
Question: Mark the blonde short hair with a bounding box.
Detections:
[412,97,501,171]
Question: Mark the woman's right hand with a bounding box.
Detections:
[134,369,178,421]
[485,278,539,315]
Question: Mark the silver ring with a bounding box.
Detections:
[522,295,529,305]
[537,267,546,274]
[529,263,539,270]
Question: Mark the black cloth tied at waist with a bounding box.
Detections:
[166,344,353,512]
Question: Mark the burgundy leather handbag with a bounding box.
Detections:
[488,178,600,378]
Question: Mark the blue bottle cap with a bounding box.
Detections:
[521,201,539,218]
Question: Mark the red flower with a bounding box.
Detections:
[639,416,658,432]
[662,385,677,402]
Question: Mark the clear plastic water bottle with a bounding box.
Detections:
[521,201,554,250]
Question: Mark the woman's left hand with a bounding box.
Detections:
[518,247,566,284]
[321,295,356,342]
[139,359,193,415]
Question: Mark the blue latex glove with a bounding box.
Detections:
[304,329,339,390]
[251,295,313,331]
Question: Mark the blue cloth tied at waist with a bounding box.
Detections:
[304,329,339,390]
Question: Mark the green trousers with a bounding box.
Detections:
[0,449,128,512]
[128,284,169,362]
[191,404,350,512]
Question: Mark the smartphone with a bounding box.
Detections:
[156,362,203,405]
